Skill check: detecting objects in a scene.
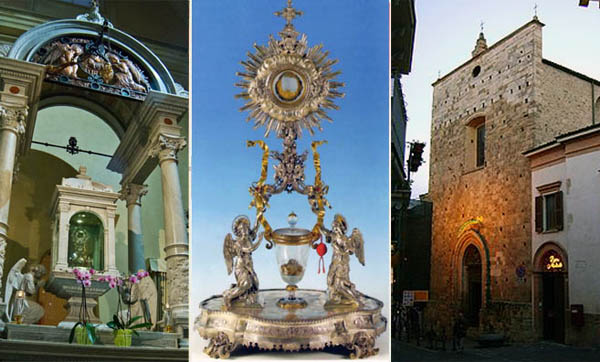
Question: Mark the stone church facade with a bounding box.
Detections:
[427,16,600,341]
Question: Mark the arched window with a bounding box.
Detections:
[68,212,104,270]
[465,116,485,170]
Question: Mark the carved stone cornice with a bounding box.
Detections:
[119,183,148,206]
[149,133,187,163]
[0,104,27,136]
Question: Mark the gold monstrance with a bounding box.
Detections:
[195,2,386,358]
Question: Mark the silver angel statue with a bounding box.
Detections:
[222,215,263,308]
[323,214,365,306]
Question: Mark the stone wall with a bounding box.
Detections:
[536,61,599,145]
[428,21,543,340]
[426,17,599,342]
[482,301,534,342]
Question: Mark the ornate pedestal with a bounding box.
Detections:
[45,272,110,325]
[195,289,386,359]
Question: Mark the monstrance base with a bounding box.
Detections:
[195,289,386,359]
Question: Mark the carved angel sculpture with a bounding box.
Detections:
[42,42,84,77]
[4,258,36,321]
[222,215,263,308]
[323,214,365,306]
[106,53,149,92]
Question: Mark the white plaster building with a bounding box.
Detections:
[525,123,600,346]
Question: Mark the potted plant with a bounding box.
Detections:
[68,268,97,345]
[99,270,152,347]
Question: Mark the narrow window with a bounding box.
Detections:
[476,124,485,167]
[545,193,557,230]
[535,191,564,232]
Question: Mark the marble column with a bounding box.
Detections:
[150,133,188,333]
[0,105,27,309]
[121,183,148,273]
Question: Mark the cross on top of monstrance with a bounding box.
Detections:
[274,0,303,26]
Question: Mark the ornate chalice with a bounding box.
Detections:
[195,1,386,358]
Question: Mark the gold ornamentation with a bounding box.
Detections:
[236,1,344,136]
[274,0,303,26]
[202,3,383,356]
[246,140,274,246]
[307,140,330,236]
[34,36,151,99]
[270,227,319,246]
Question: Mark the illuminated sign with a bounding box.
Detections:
[546,255,563,270]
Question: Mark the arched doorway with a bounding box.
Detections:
[533,242,567,343]
[463,244,482,326]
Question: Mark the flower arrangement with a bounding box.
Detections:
[68,268,97,345]
[99,270,152,346]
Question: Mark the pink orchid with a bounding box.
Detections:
[129,275,139,284]
[83,279,92,287]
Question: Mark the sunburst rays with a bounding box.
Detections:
[235,11,344,137]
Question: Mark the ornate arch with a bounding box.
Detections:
[7,19,177,94]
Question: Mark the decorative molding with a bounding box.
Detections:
[148,133,186,163]
[0,104,27,136]
[536,181,561,194]
[8,19,177,95]
[0,43,11,57]
[119,183,148,206]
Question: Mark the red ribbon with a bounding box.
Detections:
[316,236,327,274]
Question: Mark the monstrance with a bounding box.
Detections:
[195,1,386,358]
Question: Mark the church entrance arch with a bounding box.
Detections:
[463,244,482,326]
[454,226,491,328]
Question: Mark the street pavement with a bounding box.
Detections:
[392,338,600,362]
